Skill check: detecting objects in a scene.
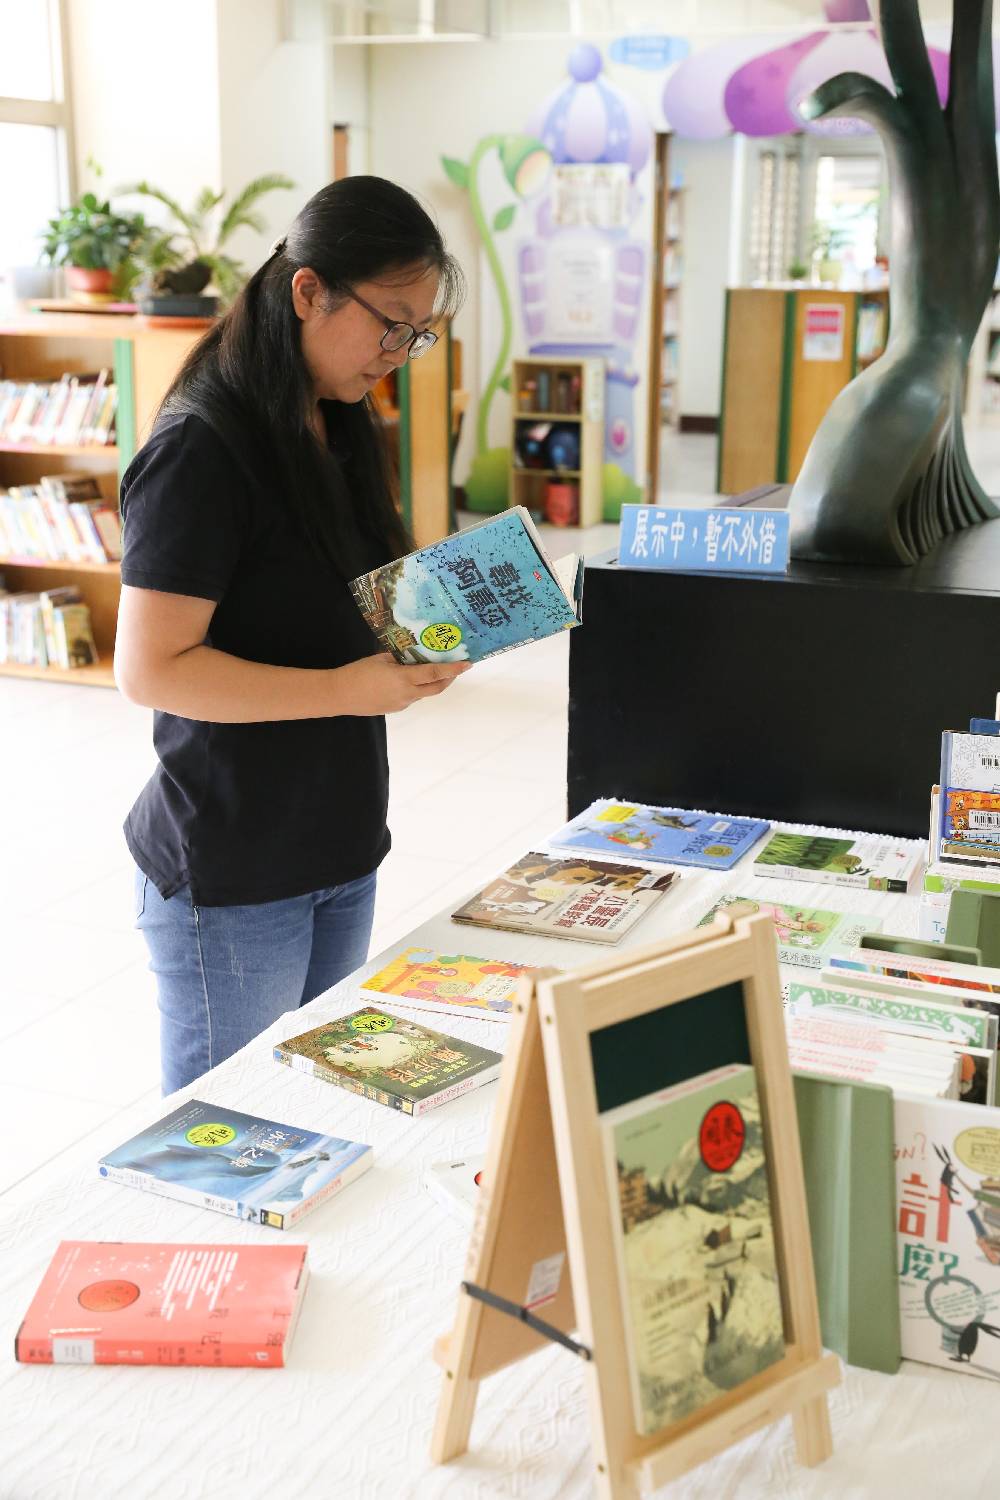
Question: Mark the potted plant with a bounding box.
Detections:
[122,174,295,315]
[40,191,150,303]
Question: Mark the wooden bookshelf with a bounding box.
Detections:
[0,311,205,687]
[509,355,604,527]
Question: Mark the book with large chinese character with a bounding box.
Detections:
[545,797,769,871]
[601,1063,785,1437]
[449,851,679,945]
[695,893,879,968]
[348,506,582,665]
[895,1093,1000,1378]
[752,828,924,893]
[98,1099,373,1230]
[273,1007,502,1116]
[15,1241,308,1367]
[359,946,537,1020]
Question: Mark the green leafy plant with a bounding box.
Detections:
[40,192,149,283]
[121,174,295,304]
[787,260,809,281]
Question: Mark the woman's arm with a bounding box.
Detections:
[114,585,469,723]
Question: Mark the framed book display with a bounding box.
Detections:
[431,911,839,1497]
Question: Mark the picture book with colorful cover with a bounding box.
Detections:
[829,946,1000,1003]
[15,1241,308,1367]
[273,1007,502,1117]
[695,894,880,970]
[940,732,1000,864]
[98,1099,373,1230]
[360,947,537,1020]
[600,1063,785,1437]
[545,798,770,871]
[752,829,924,893]
[450,851,678,945]
[423,1155,486,1225]
[895,1093,1000,1379]
[349,506,582,666]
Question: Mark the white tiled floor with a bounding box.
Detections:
[5,420,1000,1205]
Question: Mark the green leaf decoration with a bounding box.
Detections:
[493,204,516,232]
[441,157,470,190]
[498,373,511,393]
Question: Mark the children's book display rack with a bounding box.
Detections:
[431,912,840,1498]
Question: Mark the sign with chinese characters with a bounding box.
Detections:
[802,303,845,362]
[617,505,790,576]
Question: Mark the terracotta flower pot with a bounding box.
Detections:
[66,266,116,304]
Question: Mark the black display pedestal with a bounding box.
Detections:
[568,522,1000,840]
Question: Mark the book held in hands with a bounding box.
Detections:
[274,1007,502,1116]
[349,505,582,665]
[98,1098,373,1230]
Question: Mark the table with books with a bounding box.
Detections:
[4,809,1000,1500]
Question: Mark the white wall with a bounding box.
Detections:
[67,0,328,277]
[672,136,740,418]
[331,44,371,176]
[67,0,221,211]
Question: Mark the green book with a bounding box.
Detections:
[273,1007,502,1118]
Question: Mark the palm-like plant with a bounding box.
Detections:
[121,174,295,304]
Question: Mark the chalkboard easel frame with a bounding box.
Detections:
[430,912,840,1498]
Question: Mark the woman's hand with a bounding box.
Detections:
[331,653,472,715]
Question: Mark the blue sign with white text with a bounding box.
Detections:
[609,36,690,70]
[617,505,790,575]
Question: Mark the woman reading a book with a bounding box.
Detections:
[115,177,468,1095]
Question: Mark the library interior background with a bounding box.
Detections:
[5,3,1000,1498]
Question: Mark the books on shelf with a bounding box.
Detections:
[0,474,122,564]
[273,1007,502,1116]
[0,587,97,669]
[695,893,880,970]
[752,828,924,893]
[360,946,537,1020]
[98,1098,373,1230]
[786,1011,961,1098]
[349,506,582,665]
[15,1241,308,1367]
[450,851,679,945]
[545,797,769,871]
[600,1063,786,1437]
[423,1154,485,1224]
[895,1093,1000,1378]
[0,371,117,448]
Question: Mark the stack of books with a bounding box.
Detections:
[0,474,122,564]
[0,371,117,447]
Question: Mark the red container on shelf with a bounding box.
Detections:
[544,481,579,526]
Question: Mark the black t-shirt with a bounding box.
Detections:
[119,410,392,906]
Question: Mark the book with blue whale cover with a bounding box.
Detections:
[98,1098,373,1230]
[349,505,582,665]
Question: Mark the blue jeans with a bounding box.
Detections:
[135,868,377,1096]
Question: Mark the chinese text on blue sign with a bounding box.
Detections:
[617,505,790,576]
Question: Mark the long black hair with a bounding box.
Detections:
[160,176,465,576]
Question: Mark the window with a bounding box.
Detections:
[749,147,801,285]
[813,154,882,275]
[0,0,73,272]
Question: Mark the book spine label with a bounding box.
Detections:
[98,1163,242,1220]
[16,1335,287,1367]
[413,1066,502,1117]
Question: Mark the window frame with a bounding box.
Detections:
[0,0,76,207]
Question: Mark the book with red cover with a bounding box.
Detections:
[15,1241,309,1367]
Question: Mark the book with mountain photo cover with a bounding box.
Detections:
[349,506,582,665]
[601,1063,785,1437]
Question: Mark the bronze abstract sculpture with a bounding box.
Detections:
[789,1,999,565]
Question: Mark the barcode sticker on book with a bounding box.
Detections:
[524,1251,565,1312]
[52,1337,94,1364]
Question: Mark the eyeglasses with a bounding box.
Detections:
[342,286,439,360]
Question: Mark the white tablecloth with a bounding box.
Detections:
[2,841,996,1500]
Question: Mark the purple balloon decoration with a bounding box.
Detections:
[724,33,826,136]
[790,30,892,135]
[662,33,779,140]
[822,0,871,20]
[527,46,652,176]
[568,42,602,84]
